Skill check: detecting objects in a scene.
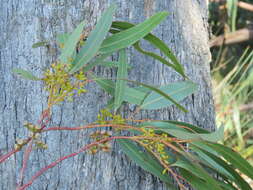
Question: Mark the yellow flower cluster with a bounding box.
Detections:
[89,130,112,154]
[141,129,170,165]
[14,139,27,151]
[24,122,41,133]
[97,109,125,125]
[42,62,87,106]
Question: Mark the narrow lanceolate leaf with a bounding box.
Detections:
[94,78,194,112]
[32,41,49,48]
[179,169,216,190]
[83,57,131,72]
[172,160,223,190]
[100,61,132,69]
[69,5,116,74]
[118,139,177,189]
[82,53,112,72]
[114,49,127,111]
[93,78,115,94]
[123,87,146,105]
[141,121,224,142]
[164,120,209,133]
[133,42,177,72]
[12,68,40,81]
[99,12,169,54]
[206,142,253,180]
[165,125,223,142]
[190,146,235,181]
[94,78,147,105]
[111,21,186,78]
[59,21,85,63]
[141,81,197,110]
[124,79,187,112]
[56,33,70,47]
[190,144,252,190]
[179,168,236,190]
[138,81,196,111]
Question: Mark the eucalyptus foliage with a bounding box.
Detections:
[11,4,253,190]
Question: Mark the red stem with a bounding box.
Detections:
[0,138,32,164]
[42,123,143,132]
[0,149,19,163]
[17,136,132,190]
[38,109,51,130]
[17,140,33,189]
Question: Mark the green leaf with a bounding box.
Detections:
[118,139,177,189]
[190,146,234,180]
[83,57,131,73]
[180,168,236,190]
[179,168,214,190]
[83,53,112,72]
[12,68,40,81]
[216,180,238,190]
[206,142,253,180]
[141,121,224,142]
[95,78,189,110]
[56,33,70,47]
[94,78,147,105]
[124,79,187,112]
[190,144,252,190]
[69,4,116,74]
[94,78,115,94]
[173,160,206,181]
[114,49,127,111]
[165,126,224,142]
[227,0,238,32]
[99,12,169,54]
[163,120,209,134]
[32,41,48,48]
[106,98,115,110]
[124,87,147,105]
[133,42,178,73]
[172,160,223,190]
[59,21,85,63]
[111,21,186,78]
[109,28,181,76]
[141,81,197,110]
[100,61,132,69]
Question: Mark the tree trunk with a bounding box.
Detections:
[0,0,214,189]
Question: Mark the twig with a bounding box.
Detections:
[17,140,33,189]
[210,28,253,47]
[0,149,19,163]
[239,101,253,112]
[17,136,133,190]
[216,101,253,118]
[217,1,253,12]
[238,1,253,12]
[0,138,32,164]
[42,123,144,133]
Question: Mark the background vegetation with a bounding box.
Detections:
[209,0,253,184]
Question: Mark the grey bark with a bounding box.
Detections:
[0,0,214,190]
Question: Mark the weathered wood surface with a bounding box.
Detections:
[0,0,214,189]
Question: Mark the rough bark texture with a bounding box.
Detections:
[0,0,214,190]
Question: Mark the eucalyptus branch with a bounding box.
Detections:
[4,5,253,190]
[17,136,134,190]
